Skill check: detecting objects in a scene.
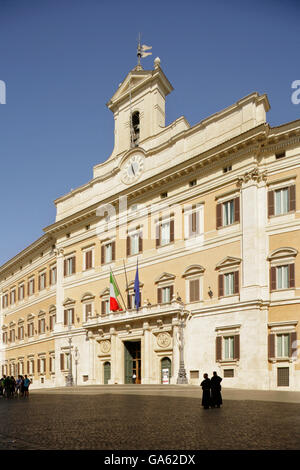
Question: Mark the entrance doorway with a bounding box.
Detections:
[124,341,141,384]
[161,357,172,384]
[103,361,111,384]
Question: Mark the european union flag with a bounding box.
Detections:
[134,260,140,311]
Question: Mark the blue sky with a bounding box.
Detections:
[0,0,299,266]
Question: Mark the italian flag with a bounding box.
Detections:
[110,272,122,311]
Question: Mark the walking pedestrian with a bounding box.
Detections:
[211,371,223,408]
[10,376,16,398]
[4,375,11,398]
[23,375,31,398]
[200,373,211,409]
[0,376,4,397]
[15,376,22,398]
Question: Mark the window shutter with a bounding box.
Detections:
[156,224,161,247]
[170,219,175,242]
[32,361,35,374]
[270,267,276,291]
[60,354,64,370]
[101,245,105,264]
[38,275,41,291]
[169,285,174,301]
[268,190,275,217]
[71,308,75,324]
[64,310,67,326]
[126,236,130,256]
[234,335,240,360]
[27,324,30,337]
[139,232,143,253]
[49,357,52,373]
[157,287,162,304]
[72,256,76,274]
[216,203,222,228]
[85,252,89,270]
[37,359,40,373]
[216,336,222,361]
[112,241,116,261]
[268,334,275,359]
[218,274,224,297]
[38,320,41,334]
[127,294,132,310]
[64,259,67,276]
[101,301,106,315]
[234,197,240,223]
[234,271,239,294]
[290,332,297,358]
[289,185,296,212]
[27,361,30,374]
[289,263,295,288]
[189,280,195,302]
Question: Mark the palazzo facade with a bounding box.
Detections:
[1,58,300,390]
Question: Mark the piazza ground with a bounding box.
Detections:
[0,385,300,450]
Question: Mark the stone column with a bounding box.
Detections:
[109,327,117,384]
[143,322,150,384]
[238,168,269,302]
[54,248,65,331]
[88,332,96,384]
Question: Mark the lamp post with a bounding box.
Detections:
[74,346,79,386]
[65,322,74,387]
[176,305,188,384]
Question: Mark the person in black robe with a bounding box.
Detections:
[210,371,222,408]
[200,373,211,409]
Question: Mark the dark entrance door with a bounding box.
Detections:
[103,361,111,384]
[124,341,141,384]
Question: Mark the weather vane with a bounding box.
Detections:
[137,33,152,68]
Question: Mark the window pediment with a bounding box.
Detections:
[127,280,144,291]
[27,313,35,320]
[182,265,205,278]
[155,272,176,284]
[81,292,95,302]
[49,304,56,313]
[216,257,241,271]
[63,297,75,307]
[38,310,46,318]
[100,288,110,297]
[268,247,298,261]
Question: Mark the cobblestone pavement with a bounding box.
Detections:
[0,385,299,450]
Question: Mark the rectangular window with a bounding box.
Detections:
[224,273,234,296]
[39,272,46,290]
[101,299,110,315]
[224,369,234,378]
[161,222,171,246]
[10,289,16,305]
[162,286,171,303]
[189,279,200,302]
[49,356,55,373]
[275,188,289,215]
[2,294,8,308]
[105,244,112,263]
[85,303,92,321]
[10,329,15,343]
[84,250,93,270]
[18,326,24,340]
[18,284,25,301]
[39,318,46,334]
[277,334,290,358]
[131,233,139,255]
[64,257,76,276]
[64,308,74,326]
[277,367,289,387]
[28,278,35,296]
[50,266,57,285]
[224,336,234,360]
[276,265,289,289]
[49,315,56,331]
[223,200,234,226]
[2,332,8,344]
[28,323,34,337]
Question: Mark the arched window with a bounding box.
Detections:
[131,111,140,147]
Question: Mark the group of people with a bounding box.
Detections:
[200,371,223,409]
[0,375,31,399]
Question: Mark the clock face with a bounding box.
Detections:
[121,154,145,185]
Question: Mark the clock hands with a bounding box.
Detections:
[131,163,135,176]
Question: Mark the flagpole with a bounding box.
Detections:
[110,267,127,312]
[123,259,129,309]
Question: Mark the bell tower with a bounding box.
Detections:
[106,56,173,158]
